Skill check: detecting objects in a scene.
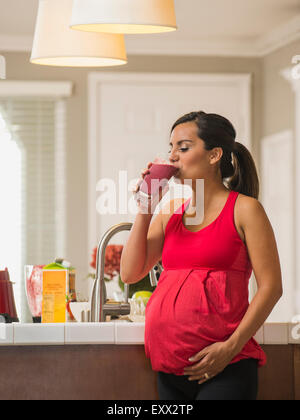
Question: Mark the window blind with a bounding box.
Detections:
[0,98,66,322]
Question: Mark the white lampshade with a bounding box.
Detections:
[70,0,177,34]
[30,0,127,67]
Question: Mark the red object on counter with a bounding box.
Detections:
[0,268,19,323]
[90,244,123,280]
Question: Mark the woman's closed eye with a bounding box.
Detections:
[168,147,189,154]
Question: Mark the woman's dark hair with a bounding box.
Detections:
[171,111,259,199]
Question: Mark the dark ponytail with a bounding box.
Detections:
[171,111,259,199]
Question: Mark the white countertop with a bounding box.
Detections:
[0,321,299,346]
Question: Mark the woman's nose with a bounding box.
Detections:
[169,151,178,163]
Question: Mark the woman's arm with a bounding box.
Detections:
[226,197,283,355]
[184,196,283,382]
[120,162,167,284]
[120,211,154,284]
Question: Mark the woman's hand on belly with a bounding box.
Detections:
[183,341,236,384]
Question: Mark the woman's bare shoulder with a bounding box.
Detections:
[235,193,266,231]
[236,192,263,210]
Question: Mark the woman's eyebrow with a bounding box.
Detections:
[169,139,194,146]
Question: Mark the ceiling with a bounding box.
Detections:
[0,0,299,57]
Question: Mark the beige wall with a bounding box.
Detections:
[262,38,300,138]
[2,47,296,290]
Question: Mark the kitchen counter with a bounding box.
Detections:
[0,322,299,400]
[0,320,145,346]
[0,321,300,346]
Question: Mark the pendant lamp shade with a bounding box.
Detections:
[30,0,127,67]
[70,0,177,34]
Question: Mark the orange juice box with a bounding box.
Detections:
[42,263,69,323]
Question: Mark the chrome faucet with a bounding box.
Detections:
[90,222,163,322]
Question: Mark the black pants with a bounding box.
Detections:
[157,358,258,400]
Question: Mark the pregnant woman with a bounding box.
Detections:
[120,111,283,400]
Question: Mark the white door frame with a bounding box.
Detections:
[88,72,252,259]
[282,67,300,314]
[261,129,294,321]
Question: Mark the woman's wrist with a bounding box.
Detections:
[225,333,244,358]
[137,206,154,218]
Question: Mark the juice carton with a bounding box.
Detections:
[42,262,70,323]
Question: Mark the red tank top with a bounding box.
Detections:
[144,190,266,375]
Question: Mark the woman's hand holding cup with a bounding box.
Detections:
[133,161,169,214]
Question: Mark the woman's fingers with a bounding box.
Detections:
[141,161,152,177]
[133,162,152,194]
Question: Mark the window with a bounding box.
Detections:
[0,111,22,317]
[0,83,70,322]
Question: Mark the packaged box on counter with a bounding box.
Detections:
[41,261,76,323]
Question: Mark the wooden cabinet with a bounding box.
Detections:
[0,344,299,400]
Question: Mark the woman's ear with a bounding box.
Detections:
[209,147,223,164]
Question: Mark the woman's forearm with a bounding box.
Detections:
[226,284,282,356]
[120,210,153,284]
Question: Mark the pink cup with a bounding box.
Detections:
[139,163,179,198]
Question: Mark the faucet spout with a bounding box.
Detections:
[90,222,163,322]
[90,223,132,322]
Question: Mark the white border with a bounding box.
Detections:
[88,72,251,255]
